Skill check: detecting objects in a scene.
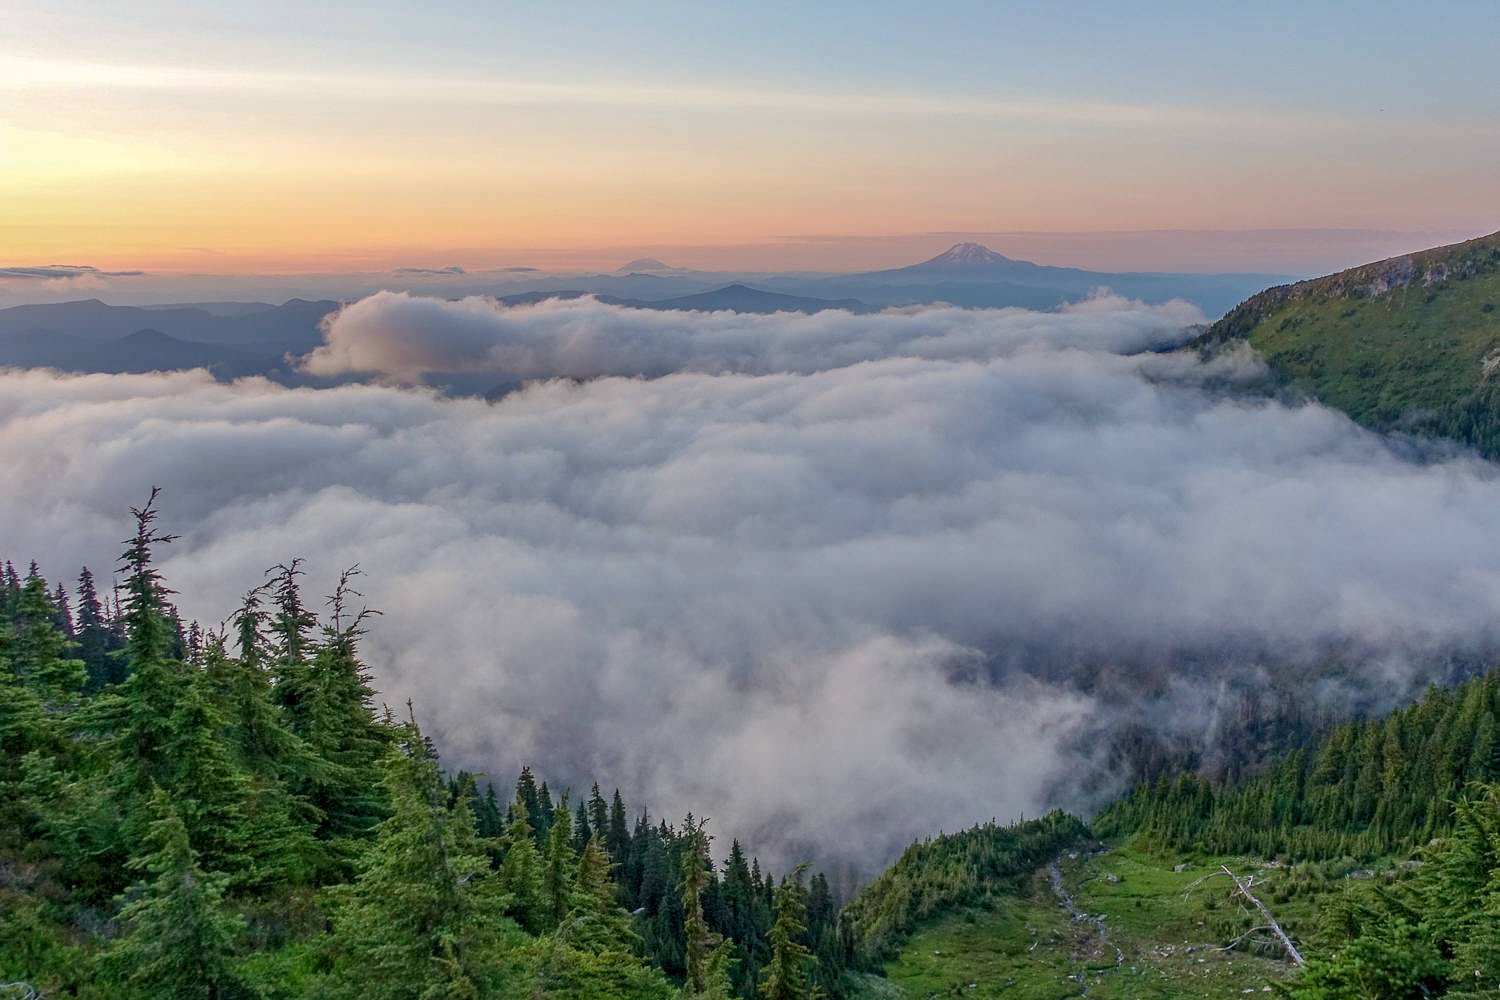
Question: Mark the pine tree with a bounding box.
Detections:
[278,569,390,864]
[515,766,545,845]
[569,834,633,952]
[76,565,124,690]
[11,572,85,704]
[760,865,818,1000]
[544,798,578,929]
[51,581,74,636]
[102,789,257,1000]
[608,788,631,864]
[499,804,547,934]
[680,817,735,1000]
[589,783,610,847]
[97,490,195,860]
[574,799,594,854]
[328,719,505,1000]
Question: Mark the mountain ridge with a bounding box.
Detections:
[1194,229,1500,456]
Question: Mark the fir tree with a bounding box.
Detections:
[499,804,547,934]
[102,789,257,1000]
[608,788,631,864]
[544,797,578,929]
[328,718,505,1000]
[76,565,123,690]
[681,817,735,1000]
[760,865,818,1000]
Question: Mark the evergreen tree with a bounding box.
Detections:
[567,834,634,954]
[608,788,631,864]
[11,571,85,703]
[544,798,578,929]
[498,804,547,934]
[75,566,123,690]
[328,719,507,1000]
[589,783,610,848]
[515,766,546,845]
[574,798,593,854]
[760,866,818,1000]
[279,569,390,866]
[102,789,257,1000]
[681,817,735,1000]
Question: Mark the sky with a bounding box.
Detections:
[3,0,1499,274]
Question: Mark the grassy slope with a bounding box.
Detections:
[864,844,1370,1000]
[1195,230,1500,456]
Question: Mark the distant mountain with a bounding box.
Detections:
[1195,229,1500,457]
[766,242,1293,315]
[155,301,279,318]
[0,299,224,342]
[0,298,337,352]
[616,258,676,274]
[908,241,1017,270]
[420,243,1291,316]
[0,298,340,378]
[494,285,868,314]
[860,241,1048,282]
[495,290,633,308]
[648,284,868,314]
[0,327,275,375]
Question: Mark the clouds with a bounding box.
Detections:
[0,264,147,302]
[392,265,467,276]
[300,289,1205,381]
[0,264,145,280]
[6,295,1500,872]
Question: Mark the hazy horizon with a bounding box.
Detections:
[2,227,1492,308]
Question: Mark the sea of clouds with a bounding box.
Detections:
[5,291,1500,873]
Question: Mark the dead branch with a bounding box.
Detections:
[1183,865,1305,967]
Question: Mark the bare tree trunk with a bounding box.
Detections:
[1218,865,1305,967]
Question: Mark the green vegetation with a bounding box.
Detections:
[0,495,845,999]
[1099,668,1500,860]
[857,656,1500,998]
[12,489,1500,999]
[840,812,1088,966]
[1197,230,1500,457]
[875,848,1307,999]
[1103,656,1500,998]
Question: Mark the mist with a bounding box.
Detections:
[5,293,1500,873]
[300,290,1205,381]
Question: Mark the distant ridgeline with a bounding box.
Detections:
[1195,230,1500,458]
[0,496,853,1000]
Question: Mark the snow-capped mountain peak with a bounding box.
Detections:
[919,242,1014,267]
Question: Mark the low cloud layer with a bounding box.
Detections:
[5,294,1500,872]
[300,289,1205,381]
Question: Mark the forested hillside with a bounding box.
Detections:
[1102,664,1500,999]
[0,494,848,999]
[1098,667,1500,859]
[839,812,1089,966]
